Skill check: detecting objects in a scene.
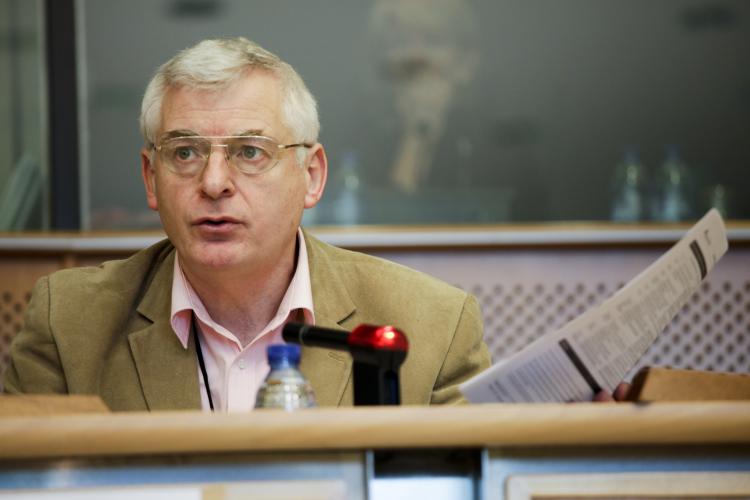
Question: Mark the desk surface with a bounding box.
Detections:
[1,402,748,460]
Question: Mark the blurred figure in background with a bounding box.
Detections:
[368,0,480,193]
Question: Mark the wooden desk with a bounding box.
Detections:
[0,401,749,457]
[1,402,749,499]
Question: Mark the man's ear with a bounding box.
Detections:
[141,147,159,211]
[303,143,328,209]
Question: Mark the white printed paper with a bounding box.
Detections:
[460,209,729,403]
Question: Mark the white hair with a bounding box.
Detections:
[140,37,320,148]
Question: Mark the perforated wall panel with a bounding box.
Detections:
[0,291,30,379]
[378,247,750,380]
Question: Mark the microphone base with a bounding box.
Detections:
[352,361,401,406]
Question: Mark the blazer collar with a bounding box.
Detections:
[300,230,357,406]
[129,247,202,411]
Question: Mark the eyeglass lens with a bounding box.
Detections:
[160,136,281,175]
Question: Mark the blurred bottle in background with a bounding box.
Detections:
[611,148,647,222]
[333,150,363,225]
[706,183,730,219]
[652,145,692,222]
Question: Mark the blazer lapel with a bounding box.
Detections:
[301,232,357,407]
[128,250,202,411]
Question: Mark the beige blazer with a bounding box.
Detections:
[4,233,490,411]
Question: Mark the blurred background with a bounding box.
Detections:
[1,0,749,231]
[1,0,749,390]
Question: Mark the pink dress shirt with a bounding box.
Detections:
[169,229,315,412]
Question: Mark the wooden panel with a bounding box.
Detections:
[628,367,750,401]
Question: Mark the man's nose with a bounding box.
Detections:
[199,145,235,199]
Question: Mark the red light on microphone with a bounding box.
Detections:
[348,324,409,351]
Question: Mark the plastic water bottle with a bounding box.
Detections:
[254,344,317,410]
[611,148,646,222]
[707,184,729,218]
[333,150,362,224]
[653,145,691,222]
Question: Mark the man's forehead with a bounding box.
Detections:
[158,73,286,139]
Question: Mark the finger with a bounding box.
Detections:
[613,382,632,401]
[593,390,614,402]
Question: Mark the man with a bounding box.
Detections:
[3,37,491,411]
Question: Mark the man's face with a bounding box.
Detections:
[140,70,327,278]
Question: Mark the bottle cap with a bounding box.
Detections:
[267,343,301,366]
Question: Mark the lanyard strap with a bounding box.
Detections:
[191,314,215,412]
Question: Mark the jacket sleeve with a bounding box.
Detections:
[430,293,491,404]
[2,276,68,394]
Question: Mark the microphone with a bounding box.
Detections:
[282,323,409,406]
[282,323,409,352]
[282,323,350,350]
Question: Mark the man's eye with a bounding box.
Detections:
[174,147,197,161]
[240,146,260,160]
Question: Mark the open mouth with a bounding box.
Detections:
[195,217,241,231]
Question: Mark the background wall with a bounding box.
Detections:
[79,0,750,228]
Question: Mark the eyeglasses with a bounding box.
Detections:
[152,135,313,176]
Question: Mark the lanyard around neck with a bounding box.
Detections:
[191,314,215,412]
